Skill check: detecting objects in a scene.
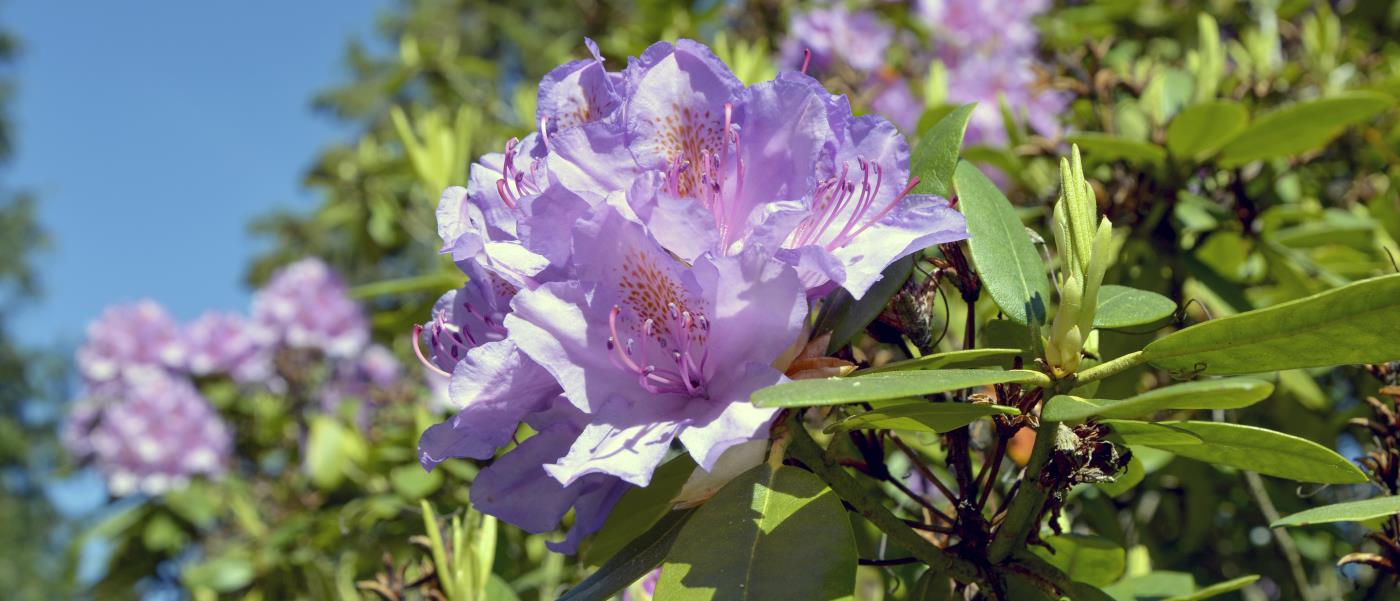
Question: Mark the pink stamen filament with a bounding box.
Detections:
[801,49,812,74]
[607,304,711,397]
[412,325,451,378]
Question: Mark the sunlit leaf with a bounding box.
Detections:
[1139,421,1367,484]
[953,161,1050,324]
[1272,496,1400,528]
[753,369,1046,408]
[827,401,1019,434]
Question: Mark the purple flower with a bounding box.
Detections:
[75,300,187,386]
[780,5,894,73]
[467,396,630,554]
[416,261,562,468]
[869,75,922,132]
[915,0,1066,146]
[506,207,807,483]
[183,311,267,379]
[250,258,369,358]
[321,344,402,412]
[68,371,231,496]
[946,50,1069,146]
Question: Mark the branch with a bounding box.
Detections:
[783,412,984,584]
[1074,350,1146,386]
[986,420,1060,563]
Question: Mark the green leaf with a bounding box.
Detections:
[1166,101,1248,161]
[142,514,188,552]
[582,454,696,566]
[183,556,255,593]
[484,575,522,601]
[858,348,1023,374]
[820,256,915,352]
[1164,575,1260,600]
[1142,274,1400,376]
[1218,91,1394,166]
[558,509,695,601]
[1093,285,1177,329]
[1102,420,1203,445]
[827,402,1019,434]
[954,160,1050,324]
[752,369,1046,408]
[911,104,976,197]
[1103,572,1195,601]
[1272,496,1400,528]
[1042,378,1273,422]
[390,463,443,500]
[910,568,952,601]
[1066,133,1167,165]
[1030,534,1125,587]
[655,464,857,600]
[305,416,351,490]
[1139,421,1367,484]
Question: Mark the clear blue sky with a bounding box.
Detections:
[8,0,388,347]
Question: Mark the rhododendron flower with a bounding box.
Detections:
[68,370,231,496]
[779,5,893,73]
[184,311,267,378]
[417,38,969,555]
[251,258,369,358]
[417,262,561,467]
[76,300,186,386]
[507,207,806,483]
[321,343,403,412]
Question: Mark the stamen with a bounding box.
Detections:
[539,116,552,151]
[801,49,812,75]
[412,325,451,378]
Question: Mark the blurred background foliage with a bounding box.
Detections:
[5,0,1400,599]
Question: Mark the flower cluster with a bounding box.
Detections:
[417,39,966,553]
[917,0,1068,144]
[64,258,401,496]
[778,0,1068,144]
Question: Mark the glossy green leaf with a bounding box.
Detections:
[1218,91,1394,166]
[1030,534,1125,587]
[1272,496,1400,528]
[1165,101,1248,160]
[1093,285,1177,329]
[1164,575,1260,601]
[1142,274,1400,376]
[558,509,695,601]
[655,464,856,600]
[954,160,1050,324]
[1042,378,1273,422]
[859,348,1023,374]
[1102,420,1203,445]
[1066,133,1167,164]
[911,104,975,197]
[752,369,1046,408]
[582,454,695,566]
[1140,421,1367,484]
[827,401,1019,433]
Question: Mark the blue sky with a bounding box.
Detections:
[8,0,388,347]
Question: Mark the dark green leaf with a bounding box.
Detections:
[1042,378,1273,422]
[752,369,1046,408]
[582,454,695,566]
[1142,274,1400,376]
[858,348,1023,374]
[1140,421,1367,484]
[827,402,1019,433]
[910,568,952,601]
[911,104,976,197]
[1093,285,1177,329]
[655,465,856,600]
[1066,133,1167,164]
[820,256,914,352]
[953,161,1050,324]
[1272,496,1400,528]
[558,509,695,601]
[1165,100,1248,160]
[1030,534,1125,587]
[1218,91,1394,166]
